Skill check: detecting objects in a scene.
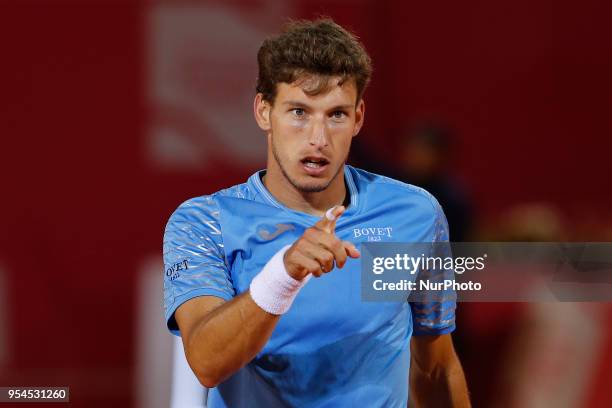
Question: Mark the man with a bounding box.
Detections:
[163,18,470,407]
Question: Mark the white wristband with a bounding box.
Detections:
[249,244,311,315]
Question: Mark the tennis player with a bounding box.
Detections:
[163,18,470,407]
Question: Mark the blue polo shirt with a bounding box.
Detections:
[163,165,455,407]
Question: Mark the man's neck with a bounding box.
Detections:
[262,166,347,217]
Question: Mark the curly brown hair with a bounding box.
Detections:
[256,18,372,105]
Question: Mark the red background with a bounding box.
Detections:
[1,1,610,406]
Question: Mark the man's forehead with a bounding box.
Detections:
[275,76,358,105]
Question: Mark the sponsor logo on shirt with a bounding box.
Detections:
[353,226,393,241]
[258,223,295,241]
[166,259,188,281]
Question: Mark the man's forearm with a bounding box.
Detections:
[179,207,356,389]
[185,292,280,387]
[409,354,470,408]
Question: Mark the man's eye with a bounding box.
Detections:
[332,111,347,119]
[292,108,305,116]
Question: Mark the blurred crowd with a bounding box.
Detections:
[354,122,612,408]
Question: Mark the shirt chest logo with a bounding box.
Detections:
[258,223,296,241]
[353,226,393,241]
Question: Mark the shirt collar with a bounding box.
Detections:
[248,165,360,220]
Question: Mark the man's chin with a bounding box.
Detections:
[291,164,345,193]
[293,178,330,193]
[276,159,343,194]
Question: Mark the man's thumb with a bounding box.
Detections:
[316,205,345,233]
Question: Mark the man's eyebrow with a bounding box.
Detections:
[281,101,354,110]
[282,101,312,108]
[329,104,354,111]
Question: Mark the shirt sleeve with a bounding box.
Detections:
[410,197,457,336]
[163,195,236,336]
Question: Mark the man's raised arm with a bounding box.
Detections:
[175,205,360,388]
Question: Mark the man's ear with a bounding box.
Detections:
[254,93,271,131]
[353,98,365,137]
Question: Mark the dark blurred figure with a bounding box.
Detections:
[367,121,473,242]
[352,122,472,241]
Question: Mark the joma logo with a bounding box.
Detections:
[258,223,295,241]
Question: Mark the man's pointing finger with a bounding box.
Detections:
[316,205,345,234]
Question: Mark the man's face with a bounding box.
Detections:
[259,76,364,193]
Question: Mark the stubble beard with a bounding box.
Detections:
[271,138,346,194]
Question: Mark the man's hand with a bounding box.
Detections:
[409,334,470,407]
[283,205,360,280]
[176,205,361,387]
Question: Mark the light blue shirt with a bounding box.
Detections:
[163,165,455,407]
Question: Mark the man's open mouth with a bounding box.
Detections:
[301,157,330,169]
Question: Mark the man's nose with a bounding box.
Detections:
[308,120,328,148]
